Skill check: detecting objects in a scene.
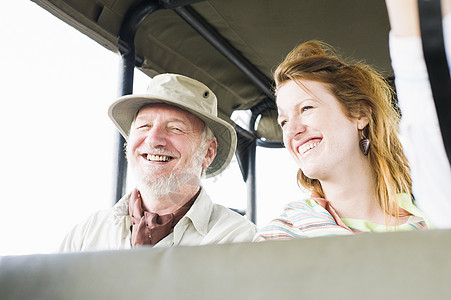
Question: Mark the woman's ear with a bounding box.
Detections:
[357,103,371,130]
[357,115,369,130]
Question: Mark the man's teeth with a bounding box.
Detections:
[299,142,319,154]
[146,154,171,162]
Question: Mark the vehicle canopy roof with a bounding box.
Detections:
[34,0,392,143]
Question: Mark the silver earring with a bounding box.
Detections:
[359,129,370,156]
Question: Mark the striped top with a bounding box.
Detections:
[254,193,430,241]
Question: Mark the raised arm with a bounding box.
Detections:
[385,0,451,228]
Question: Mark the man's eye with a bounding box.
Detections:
[170,126,183,132]
[279,120,287,128]
[137,124,151,129]
[301,106,313,113]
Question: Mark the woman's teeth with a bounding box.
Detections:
[146,154,171,162]
[299,142,319,154]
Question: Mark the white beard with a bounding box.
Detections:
[131,142,206,199]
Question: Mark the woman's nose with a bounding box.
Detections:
[284,118,306,140]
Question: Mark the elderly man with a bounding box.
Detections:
[60,73,257,251]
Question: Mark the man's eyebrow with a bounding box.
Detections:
[166,118,192,128]
[167,118,188,123]
[135,116,188,123]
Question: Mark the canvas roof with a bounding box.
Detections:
[33,0,391,142]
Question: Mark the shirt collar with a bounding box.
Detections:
[113,187,213,236]
[112,192,131,217]
[397,193,432,228]
[310,197,352,231]
[181,187,213,236]
[312,193,432,230]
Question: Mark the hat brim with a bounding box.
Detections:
[108,93,237,178]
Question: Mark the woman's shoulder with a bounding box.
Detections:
[253,198,343,241]
[282,198,326,215]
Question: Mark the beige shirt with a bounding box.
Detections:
[60,188,258,252]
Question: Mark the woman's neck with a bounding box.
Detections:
[319,158,387,223]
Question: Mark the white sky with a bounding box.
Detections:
[0,0,304,256]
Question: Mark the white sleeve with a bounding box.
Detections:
[389,21,451,228]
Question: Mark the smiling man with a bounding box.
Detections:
[60,73,257,251]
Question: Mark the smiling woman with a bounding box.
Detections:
[276,79,367,183]
[254,40,431,241]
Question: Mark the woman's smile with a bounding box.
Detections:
[297,138,322,156]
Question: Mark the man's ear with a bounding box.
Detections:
[202,139,218,170]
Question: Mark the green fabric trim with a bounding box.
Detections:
[341,193,432,232]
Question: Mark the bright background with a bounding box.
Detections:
[0,0,305,255]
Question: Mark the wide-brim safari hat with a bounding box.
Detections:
[108,73,237,178]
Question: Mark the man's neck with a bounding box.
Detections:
[138,184,201,215]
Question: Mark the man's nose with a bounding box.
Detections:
[144,126,167,147]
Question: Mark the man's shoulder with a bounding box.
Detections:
[66,195,131,240]
[211,202,250,221]
[198,189,252,223]
[200,189,256,227]
[60,206,129,252]
[210,202,257,230]
[202,202,257,243]
[67,207,122,235]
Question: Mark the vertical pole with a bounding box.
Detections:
[114,48,135,203]
[246,139,257,223]
[113,132,128,203]
[418,0,451,164]
[113,1,164,204]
